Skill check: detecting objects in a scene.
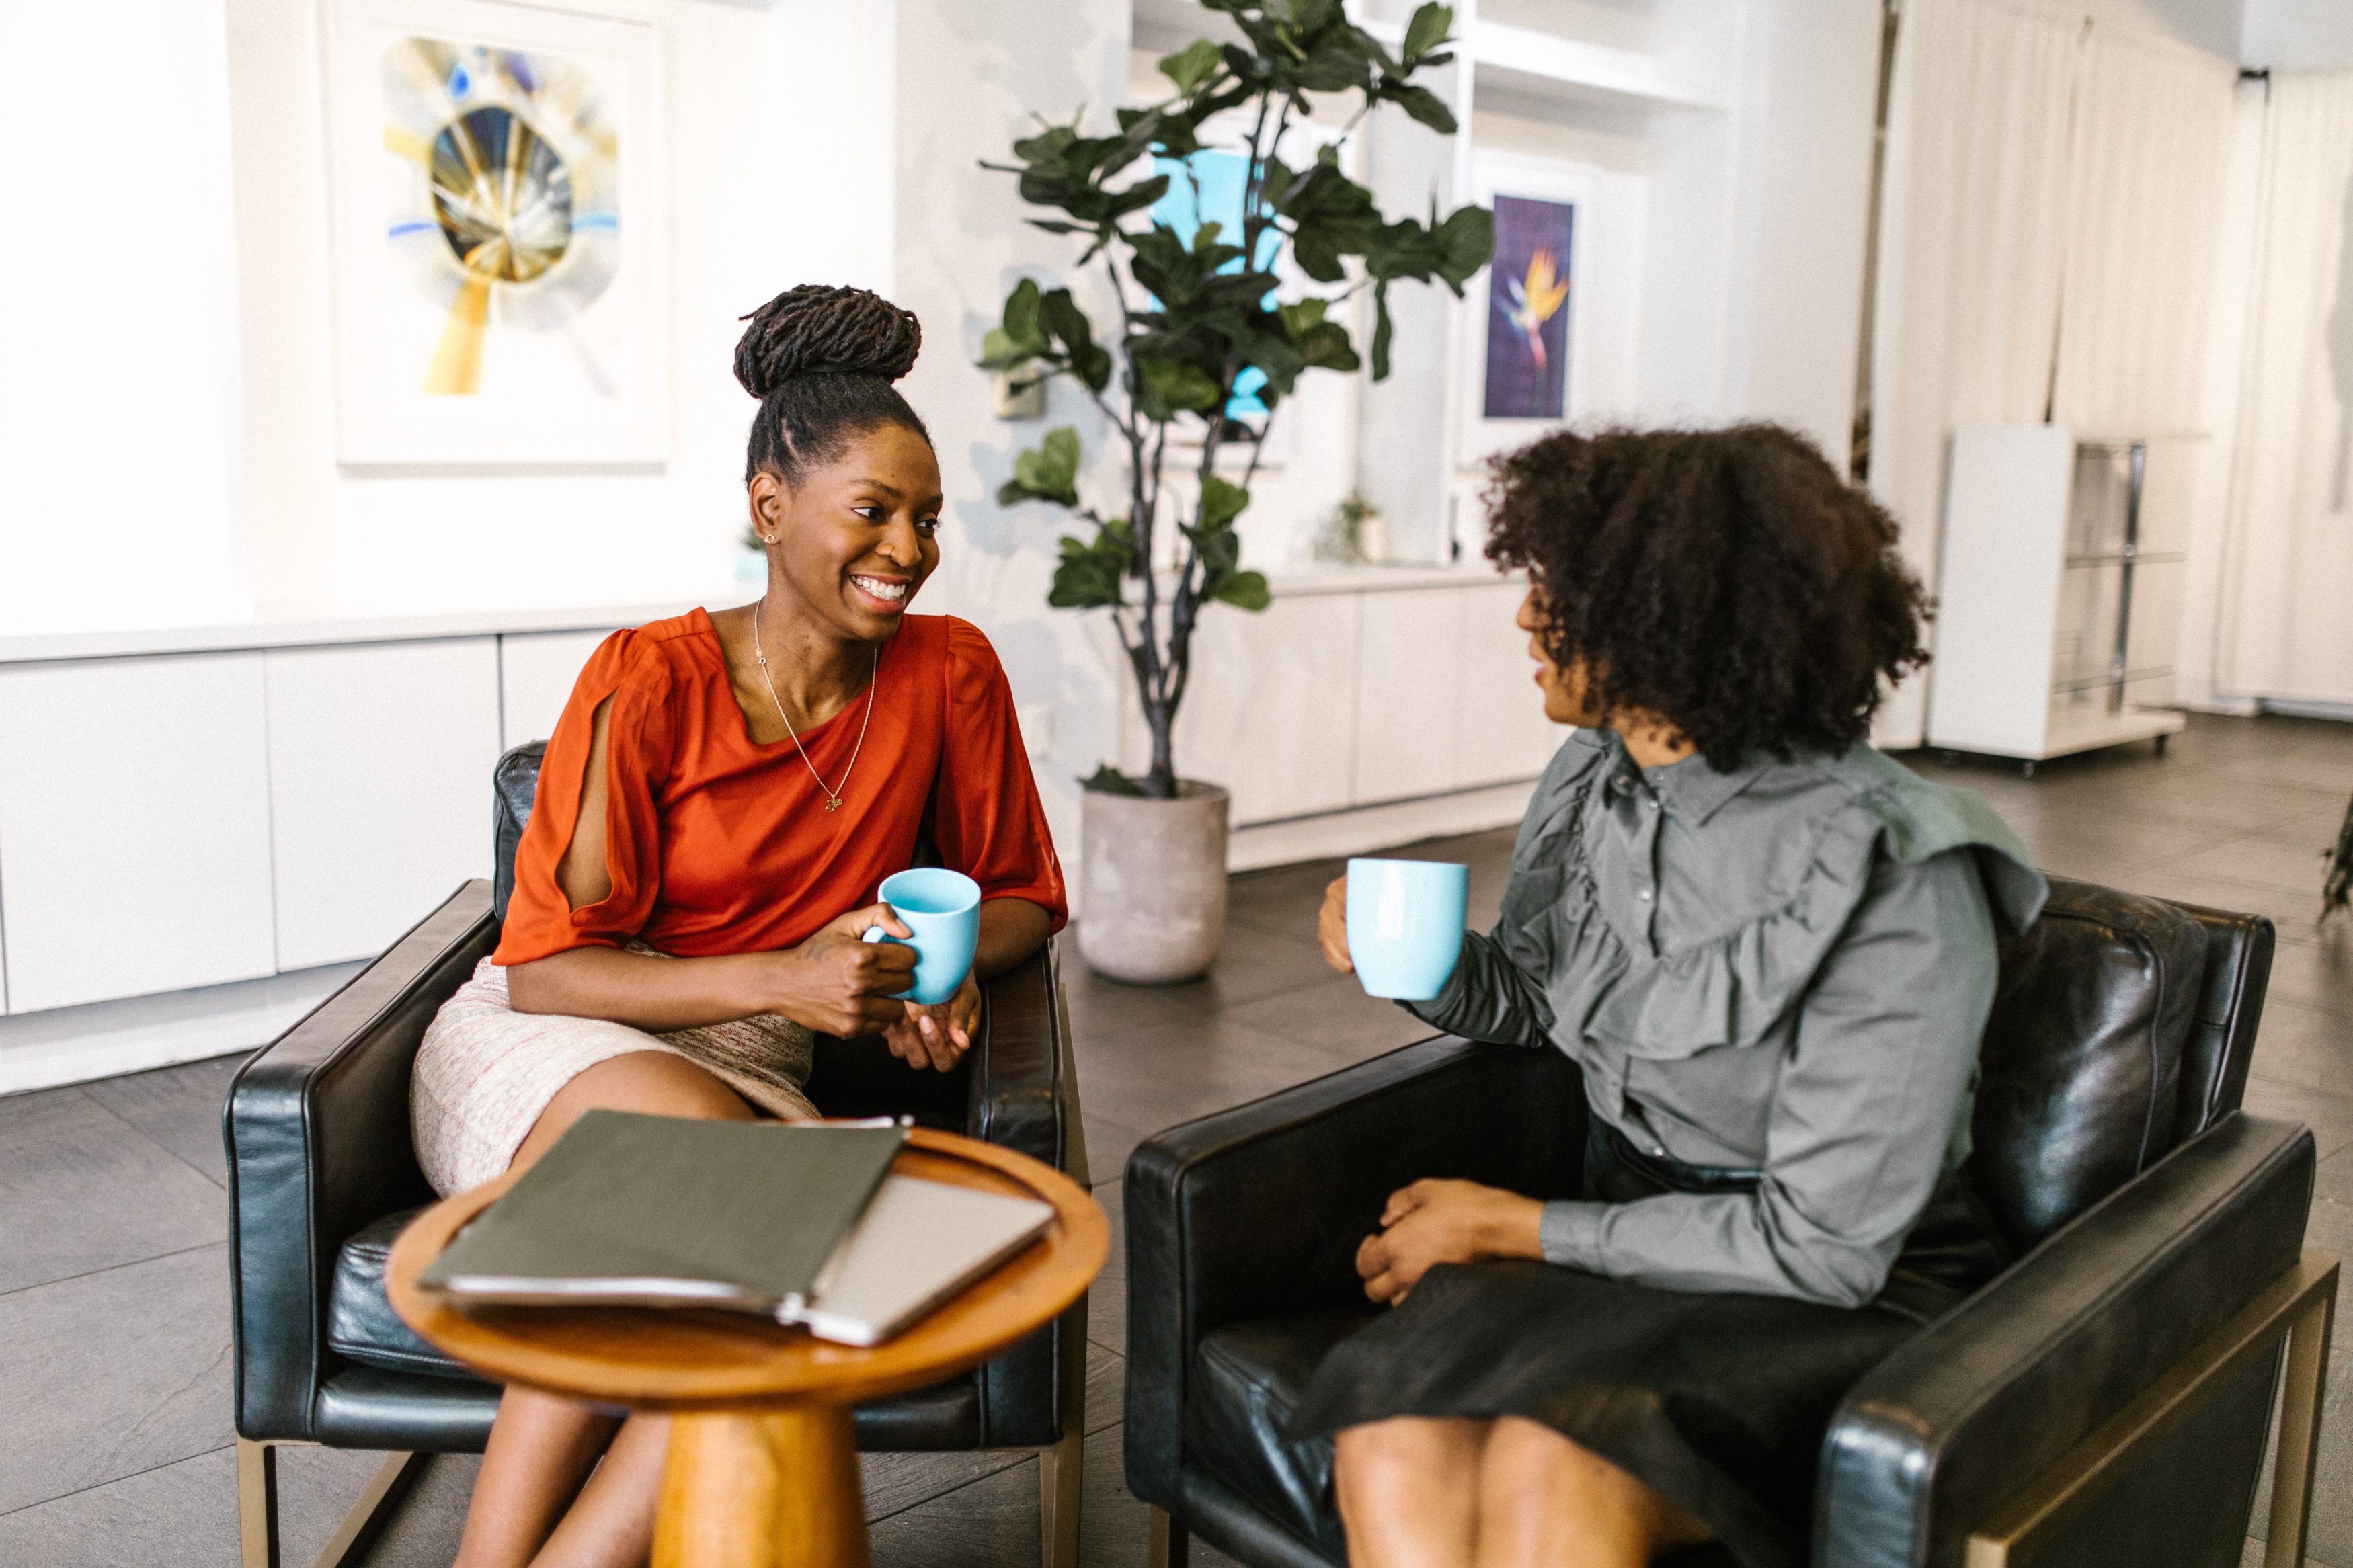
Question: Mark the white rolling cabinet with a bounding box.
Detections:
[1927,425,2187,765]
[500,628,620,751]
[1453,581,1564,785]
[1354,589,1467,803]
[265,638,503,971]
[1172,593,1360,825]
[0,653,277,1011]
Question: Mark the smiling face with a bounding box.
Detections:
[747,422,945,643]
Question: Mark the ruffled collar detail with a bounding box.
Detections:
[1498,737,2046,1062]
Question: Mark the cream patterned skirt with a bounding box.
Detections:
[411,951,820,1196]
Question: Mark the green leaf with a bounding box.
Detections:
[1080,764,1148,796]
[1039,289,1113,391]
[1401,3,1453,67]
[1158,38,1222,95]
[1135,358,1222,421]
[1385,82,1457,134]
[1370,278,1395,381]
[1293,223,1345,284]
[1047,522,1132,608]
[1432,202,1497,290]
[1199,473,1250,531]
[1005,425,1082,507]
[1211,569,1272,612]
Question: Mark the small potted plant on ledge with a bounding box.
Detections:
[982,0,1491,983]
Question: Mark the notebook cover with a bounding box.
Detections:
[417,1111,905,1309]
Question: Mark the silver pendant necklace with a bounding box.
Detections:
[752,600,877,812]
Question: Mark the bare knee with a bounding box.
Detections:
[1477,1417,1709,1561]
[513,1051,754,1172]
[1337,1416,1486,1497]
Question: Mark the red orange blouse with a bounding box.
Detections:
[494,609,1066,967]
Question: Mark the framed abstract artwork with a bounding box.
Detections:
[323,0,665,465]
[1455,153,1601,465]
[1484,195,1576,420]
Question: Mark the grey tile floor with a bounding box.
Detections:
[2,712,2348,1565]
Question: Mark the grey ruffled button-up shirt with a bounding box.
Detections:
[1409,730,2047,1307]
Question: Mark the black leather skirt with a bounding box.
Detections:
[1285,1120,2009,1568]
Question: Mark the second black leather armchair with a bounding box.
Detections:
[1123,878,2336,1568]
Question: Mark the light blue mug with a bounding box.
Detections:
[861,868,982,1006]
[1345,858,1468,1001]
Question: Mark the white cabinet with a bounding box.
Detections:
[500,629,617,751]
[1355,590,1468,803]
[1928,426,2188,762]
[1453,581,1563,785]
[0,653,277,1011]
[264,639,503,971]
[1173,594,1360,826]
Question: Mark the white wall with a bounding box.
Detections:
[231,0,893,620]
[1722,0,1883,464]
[2241,0,2353,67]
[890,0,1136,875]
[0,0,251,637]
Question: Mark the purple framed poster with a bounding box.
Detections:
[1482,195,1575,421]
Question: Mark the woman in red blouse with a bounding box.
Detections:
[415,285,1066,1568]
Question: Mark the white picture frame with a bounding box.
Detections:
[1453,151,1598,468]
[321,0,667,466]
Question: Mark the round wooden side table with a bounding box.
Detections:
[385,1126,1107,1568]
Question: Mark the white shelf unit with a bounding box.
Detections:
[1927,425,2190,766]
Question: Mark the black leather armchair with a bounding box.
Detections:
[225,745,1090,1568]
[1124,878,2339,1568]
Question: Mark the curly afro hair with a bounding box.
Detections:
[1484,424,1930,769]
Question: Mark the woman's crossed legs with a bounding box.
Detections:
[452,1050,758,1568]
[1336,1415,1712,1568]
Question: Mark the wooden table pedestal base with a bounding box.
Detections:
[653,1404,869,1568]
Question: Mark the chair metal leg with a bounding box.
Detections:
[1041,1294,1088,1568]
[1966,1253,2338,1568]
[238,1440,280,1568]
[1148,1505,1189,1568]
[237,1440,422,1568]
[1040,1422,1083,1568]
[315,1452,424,1568]
[2262,1269,2336,1568]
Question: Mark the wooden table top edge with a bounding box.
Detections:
[385,1124,1109,1411]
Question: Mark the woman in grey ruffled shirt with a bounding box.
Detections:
[1289,425,2046,1568]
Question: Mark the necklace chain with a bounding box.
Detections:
[752,601,877,812]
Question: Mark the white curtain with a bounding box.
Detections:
[2049,29,2239,433]
[1867,0,2082,745]
[2217,71,2353,706]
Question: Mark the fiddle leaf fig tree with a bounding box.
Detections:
[982,0,1492,800]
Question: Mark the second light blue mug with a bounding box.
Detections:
[862,868,982,1006]
[1346,858,1469,1001]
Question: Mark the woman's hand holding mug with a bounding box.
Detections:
[1318,874,1355,973]
[778,903,919,1036]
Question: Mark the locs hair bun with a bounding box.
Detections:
[733,284,922,399]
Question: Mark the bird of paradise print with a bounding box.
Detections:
[1503,247,1570,379]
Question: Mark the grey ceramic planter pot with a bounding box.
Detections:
[1077,782,1230,985]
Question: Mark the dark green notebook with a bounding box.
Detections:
[417,1110,905,1317]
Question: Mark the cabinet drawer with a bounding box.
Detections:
[500,629,619,751]
[266,639,502,971]
[1354,590,1466,804]
[0,654,277,1012]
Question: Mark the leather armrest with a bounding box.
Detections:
[1121,1035,1586,1506]
[225,882,498,1442]
[1819,1112,2315,1568]
[965,936,1068,1175]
